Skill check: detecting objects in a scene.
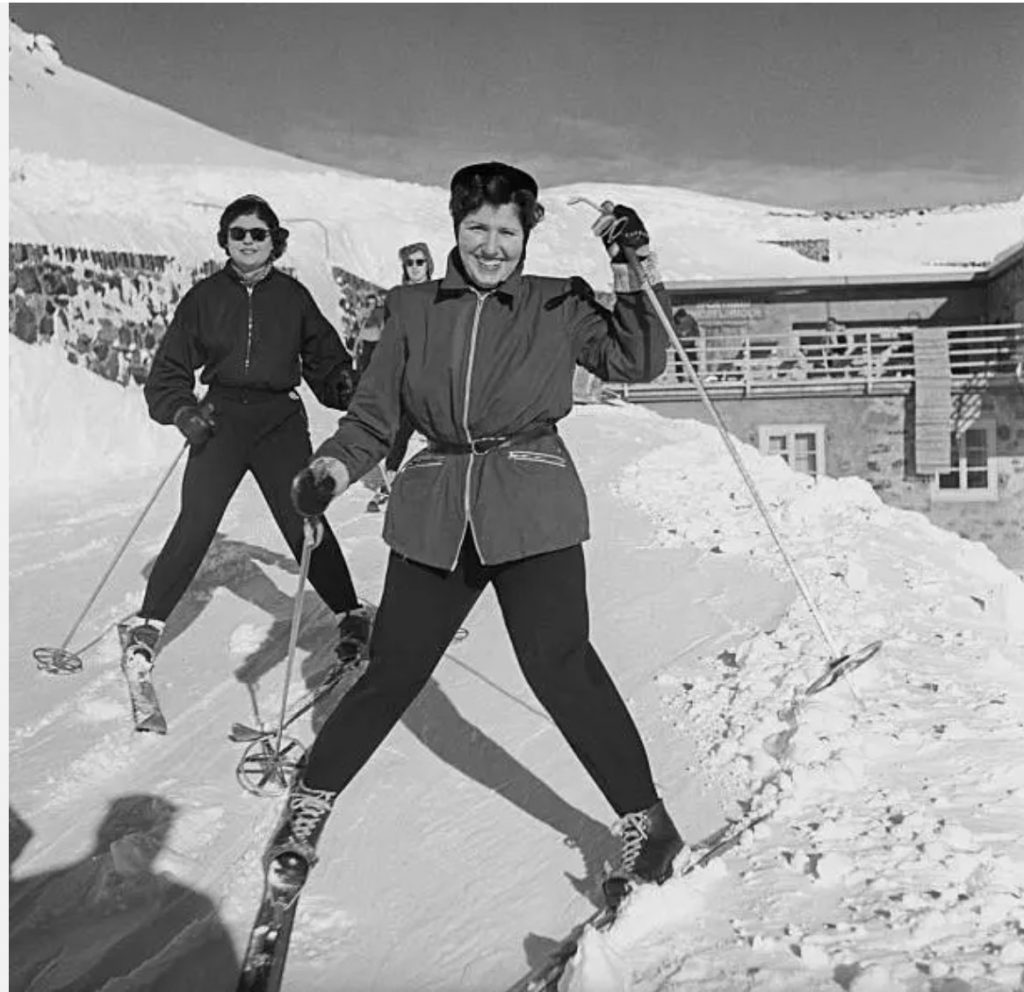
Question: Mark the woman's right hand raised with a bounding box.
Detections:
[291,457,350,517]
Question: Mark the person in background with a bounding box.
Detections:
[822,316,856,377]
[271,161,686,912]
[672,306,701,382]
[365,242,436,513]
[118,194,370,734]
[355,292,385,377]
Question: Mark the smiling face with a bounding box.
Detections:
[457,203,524,290]
[225,212,274,272]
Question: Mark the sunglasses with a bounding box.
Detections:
[405,258,427,267]
[228,226,271,243]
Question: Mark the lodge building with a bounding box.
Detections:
[614,243,1024,572]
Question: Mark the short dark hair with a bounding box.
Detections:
[217,194,289,260]
[449,162,545,239]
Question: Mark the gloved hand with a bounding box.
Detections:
[291,457,347,517]
[331,368,357,411]
[173,401,217,448]
[591,202,650,261]
[591,201,661,291]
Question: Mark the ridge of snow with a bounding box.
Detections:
[9,19,1022,287]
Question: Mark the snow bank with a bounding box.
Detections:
[8,339,181,493]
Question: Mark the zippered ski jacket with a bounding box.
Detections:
[144,265,353,424]
[315,251,670,571]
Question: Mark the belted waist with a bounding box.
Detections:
[204,384,295,405]
[426,425,556,455]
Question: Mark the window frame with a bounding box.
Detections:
[757,423,827,479]
[930,418,999,503]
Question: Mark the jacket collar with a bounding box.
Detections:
[223,261,276,288]
[437,249,524,304]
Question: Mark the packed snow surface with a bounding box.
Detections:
[9,341,1024,991]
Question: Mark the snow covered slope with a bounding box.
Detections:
[9,20,1022,288]
[9,340,1024,992]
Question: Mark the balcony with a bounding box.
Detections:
[612,323,1024,401]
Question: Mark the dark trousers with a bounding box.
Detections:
[141,394,359,621]
[303,539,658,817]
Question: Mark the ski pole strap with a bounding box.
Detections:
[426,424,556,455]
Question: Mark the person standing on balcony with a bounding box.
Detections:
[822,316,857,377]
[118,194,371,734]
[269,161,687,913]
[672,306,701,382]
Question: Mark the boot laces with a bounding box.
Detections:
[615,809,651,877]
[288,786,335,844]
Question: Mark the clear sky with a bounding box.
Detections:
[9,2,1024,209]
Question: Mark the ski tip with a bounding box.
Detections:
[135,716,168,735]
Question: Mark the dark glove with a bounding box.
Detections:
[291,460,338,517]
[331,368,357,410]
[173,401,216,448]
[591,202,650,261]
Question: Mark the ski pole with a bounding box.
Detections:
[568,197,865,674]
[622,244,845,661]
[34,441,189,674]
[273,518,323,762]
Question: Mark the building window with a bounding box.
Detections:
[758,424,826,478]
[931,421,998,501]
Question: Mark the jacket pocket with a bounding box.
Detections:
[506,450,567,469]
[399,456,445,473]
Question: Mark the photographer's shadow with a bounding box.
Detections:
[9,794,238,992]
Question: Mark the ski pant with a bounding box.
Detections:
[140,389,359,622]
[303,537,659,817]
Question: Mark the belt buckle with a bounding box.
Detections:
[470,436,503,455]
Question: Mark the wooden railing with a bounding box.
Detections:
[613,323,1024,399]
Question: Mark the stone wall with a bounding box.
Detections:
[8,242,209,384]
[8,241,388,387]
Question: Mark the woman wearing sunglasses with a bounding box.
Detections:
[364,242,436,512]
[270,163,686,912]
[118,194,371,733]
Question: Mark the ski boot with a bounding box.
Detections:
[263,781,339,906]
[602,798,685,911]
[336,605,373,667]
[117,617,167,734]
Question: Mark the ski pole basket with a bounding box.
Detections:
[236,735,308,797]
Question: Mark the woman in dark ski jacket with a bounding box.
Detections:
[118,195,370,733]
[269,163,685,909]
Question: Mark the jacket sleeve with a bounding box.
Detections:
[143,286,207,424]
[298,285,356,411]
[566,276,671,383]
[313,288,403,483]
